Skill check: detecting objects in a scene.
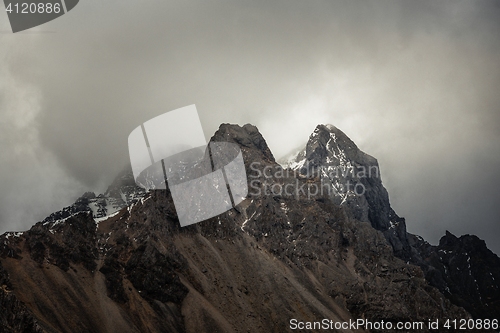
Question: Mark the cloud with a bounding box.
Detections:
[0,39,86,230]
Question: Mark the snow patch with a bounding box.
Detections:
[241,210,257,232]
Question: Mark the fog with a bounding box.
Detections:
[0,0,499,253]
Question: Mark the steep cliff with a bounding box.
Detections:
[281,124,500,323]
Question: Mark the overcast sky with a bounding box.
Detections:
[0,0,499,254]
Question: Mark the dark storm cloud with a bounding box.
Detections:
[0,0,499,253]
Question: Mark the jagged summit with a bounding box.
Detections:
[211,123,276,164]
[280,123,500,320]
[413,230,500,319]
[280,124,375,171]
[281,124,393,232]
[41,166,147,227]
[0,122,498,332]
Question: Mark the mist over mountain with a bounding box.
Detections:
[1,1,499,257]
[0,124,498,332]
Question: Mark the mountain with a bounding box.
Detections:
[0,123,497,332]
[40,169,147,225]
[280,124,500,321]
[410,231,500,319]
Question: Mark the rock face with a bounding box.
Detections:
[410,231,500,320]
[280,125,417,261]
[0,123,496,332]
[281,124,500,323]
[281,124,392,231]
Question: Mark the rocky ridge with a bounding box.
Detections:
[280,124,500,321]
[0,123,497,332]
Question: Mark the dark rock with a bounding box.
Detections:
[0,122,495,333]
[412,231,500,319]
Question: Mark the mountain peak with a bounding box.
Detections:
[280,124,391,231]
[314,123,346,137]
[211,123,275,163]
